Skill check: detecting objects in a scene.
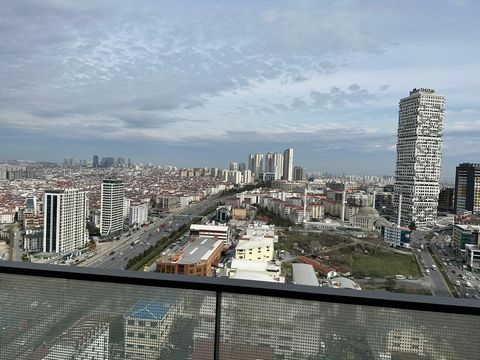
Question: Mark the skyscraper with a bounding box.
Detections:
[273,152,284,180]
[43,189,87,253]
[454,163,480,214]
[394,88,445,227]
[100,179,125,237]
[283,148,294,181]
[229,162,238,171]
[93,155,99,168]
[248,153,264,179]
[264,152,274,173]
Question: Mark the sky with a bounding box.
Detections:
[0,0,479,179]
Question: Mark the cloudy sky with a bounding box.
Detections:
[1,0,479,178]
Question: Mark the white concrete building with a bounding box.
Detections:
[394,88,445,227]
[129,203,148,226]
[283,148,294,181]
[43,189,87,253]
[190,223,231,245]
[124,300,179,359]
[242,169,253,184]
[123,197,131,220]
[227,259,283,282]
[465,244,480,271]
[100,179,125,237]
[235,237,274,261]
[382,225,412,249]
[248,153,264,179]
[245,223,276,237]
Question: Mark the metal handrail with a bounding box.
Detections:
[1,261,479,316]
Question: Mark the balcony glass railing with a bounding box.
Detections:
[0,262,479,360]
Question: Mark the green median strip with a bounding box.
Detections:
[126,205,217,271]
[427,246,459,298]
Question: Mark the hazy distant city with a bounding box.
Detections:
[1,1,480,359]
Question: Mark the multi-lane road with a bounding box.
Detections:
[78,196,222,270]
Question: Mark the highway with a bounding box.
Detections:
[77,196,222,270]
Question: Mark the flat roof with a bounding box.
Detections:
[178,237,223,265]
[230,259,278,272]
[190,224,229,232]
[292,263,319,286]
[236,238,273,250]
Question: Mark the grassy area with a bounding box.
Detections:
[361,283,432,296]
[278,232,353,253]
[352,250,421,278]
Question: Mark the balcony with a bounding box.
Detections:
[0,261,479,360]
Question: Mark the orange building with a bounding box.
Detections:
[231,207,247,220]
[156,237,223,276]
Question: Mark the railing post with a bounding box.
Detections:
[213,290,222,360]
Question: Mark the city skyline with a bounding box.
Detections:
[1,1,479,177]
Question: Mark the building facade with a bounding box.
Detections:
[100,179,125,237]
[438,187,454,212]
[283,148,294,181]
[43,189,87,253]
[293,166,305,181]
[382,225,412,249]
[129,203,148,226]
[452,224,480,252]
[454,163,480,214]
[124,300,178,359]
[394,88,445,227]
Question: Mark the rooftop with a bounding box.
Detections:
[178,237,223,264]
[125,299,170,321]
[292,263,319,286]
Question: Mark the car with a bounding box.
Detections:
[455,280,461,286]
[120,252,123,256]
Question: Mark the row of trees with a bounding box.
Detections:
[126,205,217,271]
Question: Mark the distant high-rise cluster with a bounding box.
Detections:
[394,88,445,227]
[62,155,133,168]
[244,148,298,182]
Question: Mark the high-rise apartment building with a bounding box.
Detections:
[43,188,87,253]
[100,179,125,237]
[394,88,445,227]
[283,148,294,181]
[294,166,305,181]
[264,152,274,173]
[93,155,99,168]
[454,163,480,214]
[248,153,264,179]
[229,162,239,172]
[273,152,284,180]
